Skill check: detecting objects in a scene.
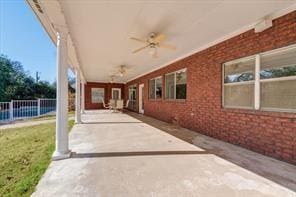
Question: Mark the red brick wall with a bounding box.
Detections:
[125,11,296,164]
[85,82,124,109]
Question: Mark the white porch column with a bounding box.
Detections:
[81,81,85,114]
[75,70,81,123]
[52,31,71,160]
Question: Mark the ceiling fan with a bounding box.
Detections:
[110,65,128,78]
[109,75,115,83]
[117,65,127,77]
[130,33,176,58]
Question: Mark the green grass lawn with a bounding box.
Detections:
[0,120,74,197]
[28,111,75,122]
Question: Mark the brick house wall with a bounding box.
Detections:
[85,82,124,109]
[125,11,296,164]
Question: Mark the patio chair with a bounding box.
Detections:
[123,100,130,112]
[116,100,124,113]
[101,98,111,110]
[109,99,116,111]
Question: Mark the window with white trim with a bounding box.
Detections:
[149,77,162,99]
[165,68,187,100]
[260,47,296,111]
[91,88,104,103]
[223,57,255,109]
[223,44,296,112]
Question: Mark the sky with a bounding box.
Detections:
[0,0,73,83]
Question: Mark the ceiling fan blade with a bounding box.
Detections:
[159,43,176,50]
[130,37,147,43]
[153,33,166,43]
[132,44,149,53]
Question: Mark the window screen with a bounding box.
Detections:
[176,70,187,99]
[91,88,104,103]
[224,83,254,108]
[223,57,255,108]
[149,79,156,99]
[165,73,175,99]
[155,77,162,99]
[223,45,296,112]
[260,47,296,110]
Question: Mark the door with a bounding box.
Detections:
[139,84,144,114]
[112,88,121,100]
[128,85,137,111]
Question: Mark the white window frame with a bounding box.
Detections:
[128,84,137,101]
[149,76,162,100]
[111,88,121,100]
[128,84,137,111]
[222,44,296,113]
[165,68,187,100]
[91,88,105,103]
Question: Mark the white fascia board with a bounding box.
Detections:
[25,0,86,83]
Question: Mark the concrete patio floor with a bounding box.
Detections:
[33,110,296,197]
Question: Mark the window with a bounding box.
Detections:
[223,57,255,108]
[165,69,187,100]
[91,88,104,103]
[156,77,162,99]
[176,70,187,99]
[149,77,162,99]
[260,47,296,111]
[149,79,156,99]
[223,44,296,112]
[165,73,175,99]
[129,85,137,101]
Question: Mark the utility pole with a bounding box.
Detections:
[36,71,40,83]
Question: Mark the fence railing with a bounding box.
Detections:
[0,99,56,123]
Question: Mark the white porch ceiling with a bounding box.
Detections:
[29,0,296,83]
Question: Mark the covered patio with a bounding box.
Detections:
[32,110,296,196]
[26,0,296,196]
[25,0,296,162]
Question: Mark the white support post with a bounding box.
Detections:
[52,31,71,160]
[37,99,41,116]
[9,101,13,122]
[75,70,81,123]
[81,81,85,114]
[254,54,260,110]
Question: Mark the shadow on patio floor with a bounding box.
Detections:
[71,150,209,158]
[126,111,296,192]
[81,121,142,124]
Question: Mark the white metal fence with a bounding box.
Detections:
[0,99,56,123]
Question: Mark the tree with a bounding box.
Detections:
[0,55,56,101]
[34,81,56,98]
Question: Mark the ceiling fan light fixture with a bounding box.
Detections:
[130,32,175,58]
[118,65,126,77]
[110,75,115,83]
[148,46,156,55]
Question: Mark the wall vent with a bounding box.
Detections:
[32,0,44,14]
[254,18,272,33]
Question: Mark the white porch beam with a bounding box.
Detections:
[52,31,71,160]
[81,81,85,114]
[75,70,82,123]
